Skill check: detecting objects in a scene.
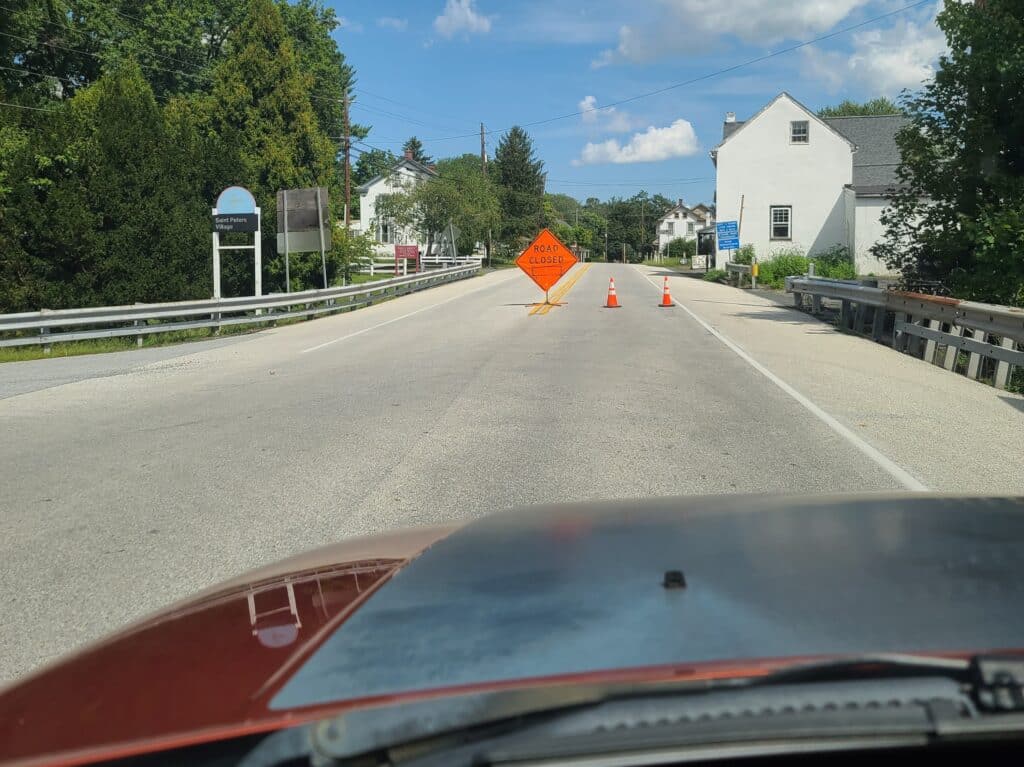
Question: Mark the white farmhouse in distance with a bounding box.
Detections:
[711,92,906,275]
[354,149,437,257]
[654,200,714,255]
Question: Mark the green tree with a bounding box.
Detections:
[435,154,500,255]
[353,147,398,185]
[493,126,545,245]
[817,97,903,117]
[209,0,335,295]
[402,135,432,164]
[872,0,1024,305]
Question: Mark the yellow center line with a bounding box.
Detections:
[529,263,593,316]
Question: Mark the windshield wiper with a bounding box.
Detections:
[239,654,1024,767]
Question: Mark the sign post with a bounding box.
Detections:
[395,244,419,275]
[276,187,331,289]
[515,228,578,306]
[282,189,290,292]
[211,186,261,299]
[716,220,740,271]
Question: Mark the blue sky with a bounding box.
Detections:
[327,0,947,205]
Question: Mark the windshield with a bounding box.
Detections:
[1,0,1023,762]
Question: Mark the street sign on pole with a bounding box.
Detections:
[275,187,331,254]
[716,220,740,251]
[211,186,261,299]
[395,244,419,275]
[515,228,578,301]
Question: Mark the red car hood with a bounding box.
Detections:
[0,526,453,767]
[4,494,1024,767]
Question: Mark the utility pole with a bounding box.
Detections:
[481,122,492,268]
[480,122,487,173]
[343,93,351,229]
[640,199,646,260]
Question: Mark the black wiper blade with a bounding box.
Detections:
[239,654,1024,767]
[748,653,972,686]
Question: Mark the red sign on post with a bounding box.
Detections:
[395,244,419,274]
[515,229,578,293]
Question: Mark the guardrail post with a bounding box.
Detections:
[40,325,51,354]
[853,303,868,335]
[807,263,815,278]
[943,326,963,370]
[994,337,1016,389]
[966,329,985,379]
[923,320,941,363]
[134,319,143,347]
[840,300,852,330]
[792,290,802,309]
[871,307,886,342]
[892,313,907,350]
[811,294,822,314]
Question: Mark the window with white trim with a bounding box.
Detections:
[790,120,809,144]
[687,221,695,235]
[666,222,674,235]
[770,206,791,240]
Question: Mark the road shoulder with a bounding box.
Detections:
[641,265,1024,494]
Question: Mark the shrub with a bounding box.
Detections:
[666,237,696,259]
[758,250,810,288]
[733,244,755,265]
[703,268,728,283]
[811,243,857,280]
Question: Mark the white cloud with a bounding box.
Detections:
[574,119,699,165]
[802,4,946,94]
[433,0,492,39]
[377,16,408,31]
[594,0,871,65]
[337,16,363,33]
[578,95,636,133]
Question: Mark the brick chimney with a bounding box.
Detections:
[404,149,413,160]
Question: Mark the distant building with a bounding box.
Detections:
[354,149,437,256]
[655,200,714,255]
[711,92,908,275]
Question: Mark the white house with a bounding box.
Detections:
[354,149,437,257]
[655,200,714,255]
[710,92,906,275]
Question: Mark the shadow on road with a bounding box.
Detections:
[731,309,839,333]
[999,395,1024,414]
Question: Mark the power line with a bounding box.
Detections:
[0,30,211,83]
[0,100,58,112]
[409,0,932,143]
[0,3,213,74]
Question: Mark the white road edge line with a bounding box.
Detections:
[643,271,929,492]
[300,273,507,354]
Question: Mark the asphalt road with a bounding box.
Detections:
[2,262,1013,685]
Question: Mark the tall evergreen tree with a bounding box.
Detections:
[402,136,432,164]
[209,0,335,294]
[493,126,545,244]
[872,0,1024,305]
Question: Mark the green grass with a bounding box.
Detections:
[347,271,395,285]
[703,268,729,283]
[0,323,276,363]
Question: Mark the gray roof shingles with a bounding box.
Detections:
[824,114,908,188]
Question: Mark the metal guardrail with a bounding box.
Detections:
[786,275,1024,390]
[0,264,480,349]
[725,262,751,276]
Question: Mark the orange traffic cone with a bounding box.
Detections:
[605,278,621,308]
[659,276,674,307]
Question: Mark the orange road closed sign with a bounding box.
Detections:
[516,228,578,293]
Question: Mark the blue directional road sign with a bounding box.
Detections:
[716,220,740,250]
